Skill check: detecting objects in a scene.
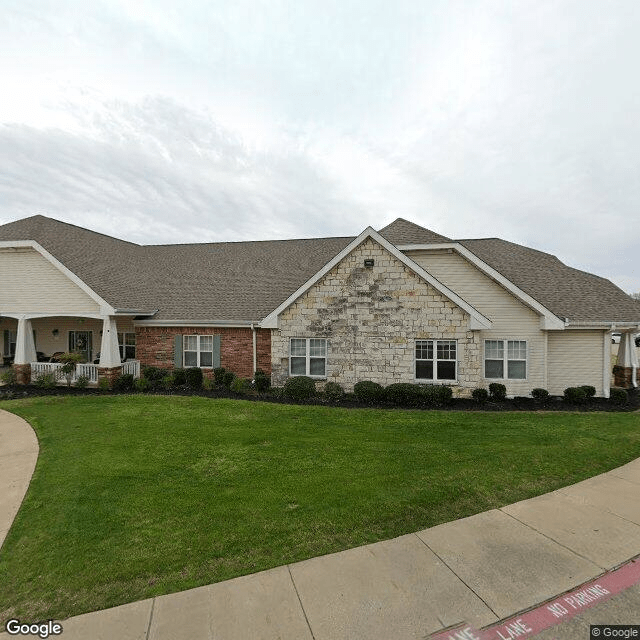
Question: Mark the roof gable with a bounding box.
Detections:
[378,218,451,244]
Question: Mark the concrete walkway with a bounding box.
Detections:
[1,408,639,639]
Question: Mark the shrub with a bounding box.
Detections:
[531,388,550,401]
[353,380,385,403]
[563,387,587,404]
[472,388,489,403]
[213,367,226,385]
[324,381,344,401]
[254,369,270,393]
[97,377,110,391]
[34,372,57,389]
[610,387,628,406]
[425,385,453,405]
[162,375,175,390]
[142,367,170,383]
[230,376,250,394]
[74,375,90,389]
[113,374,135,392]
[59,352,83,387]
[580,385,596,399]
[173,368,187,386]
[1,368,17,385]
[134,377,151,392]
[385,382,423,406]
[284,376,316,400]
[488,382,507,400]
[185,367,203,390]
[222,370,236,389]
[202,376,212,390]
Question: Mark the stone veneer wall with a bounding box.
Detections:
[135,326,271,378]
[272,238,482,395]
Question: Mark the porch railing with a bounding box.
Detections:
[122,360,141,378]
[30,362,99,384]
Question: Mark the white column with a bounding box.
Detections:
[14,318,37,365]
[99,316,121,367]
[616,331,639,388]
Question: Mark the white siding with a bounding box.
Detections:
[0,248,100,314]
[548,330,606,396]
[407,249,545,396]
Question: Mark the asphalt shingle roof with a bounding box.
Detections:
[1,215,638,324]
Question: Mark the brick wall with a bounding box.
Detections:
[135,326,271,378]
[272,237,481,395]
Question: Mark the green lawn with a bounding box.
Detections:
[1,396,639,622]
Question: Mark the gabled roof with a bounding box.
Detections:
[0,214,638,325]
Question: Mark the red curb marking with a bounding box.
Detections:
[430,556,640,640]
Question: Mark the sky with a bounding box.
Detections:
[1,0,639,293]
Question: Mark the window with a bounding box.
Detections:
[415,340,457,381]
[484,340,527,379]
[290,338,327,377]
[118,332,136,360]
[3,330,16,357]
[184,335,214,368]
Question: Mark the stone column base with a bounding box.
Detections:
[13,363,31,385]
[613,365,633,388]
[97,366,123,388]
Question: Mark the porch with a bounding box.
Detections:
[29,359,141,385]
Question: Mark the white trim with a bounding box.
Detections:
[0,240,115,315]
[134,320,255,327]
[1,312,107,320]
[289,337,327,379]
[183,334,215,368]
[603,330,611,398]
[260,228,491,330]
[414,338,458,383]
[398,242,566,330]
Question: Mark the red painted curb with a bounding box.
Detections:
[430,556,640,640]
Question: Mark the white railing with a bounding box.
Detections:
[122,360,140,379]
[30,362,99,384]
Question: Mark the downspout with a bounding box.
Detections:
[251,323,257,375]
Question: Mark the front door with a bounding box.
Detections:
[69,331,93,362]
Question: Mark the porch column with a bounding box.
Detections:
[13,317,37,384]
[614,331,638,388]
[98,316,122,387]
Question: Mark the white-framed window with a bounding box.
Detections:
[183,335,214,368]
[290,338,327,377]
[415,339,457,381]
[484,339,527,379]
[118,332,136,360]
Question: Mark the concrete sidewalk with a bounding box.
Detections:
[1,408,639,639]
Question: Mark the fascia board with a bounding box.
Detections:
[398,242,565,329]
[260,228,492,329]
[0,240,116,315]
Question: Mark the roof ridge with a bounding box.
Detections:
[143,235,356,248]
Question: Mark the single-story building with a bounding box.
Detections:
[1,215,638,396]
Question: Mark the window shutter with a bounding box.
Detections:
[213,335,221,368]
[174,335,183,368]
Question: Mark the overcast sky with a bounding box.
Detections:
[1,0,639,293]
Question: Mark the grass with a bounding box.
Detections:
[1,395,639,622]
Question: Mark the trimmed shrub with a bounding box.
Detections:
[531,388,550,401]
[385,382,423,406]
[563,387,587,404]
[472,388,489,403]
[1,368,17,385]
[254,369,270,393]
[353,380,385,403]
[580,385,596,399]
[213,367,226,385]
[230,376,250,394]
[284,376,316,400]
[162,375,175,390]
[34,373,57,389]
[185,367,203,390]
[488,382,507,400]
[75,375,90,389]
[142,367,169,382]
[135,377,151,392]
[610,387,628,406]
[98,377,110,391]
[113,374,135,392]
[324,381,344,401]
[222,370,236,389]
[173,368,187,386]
